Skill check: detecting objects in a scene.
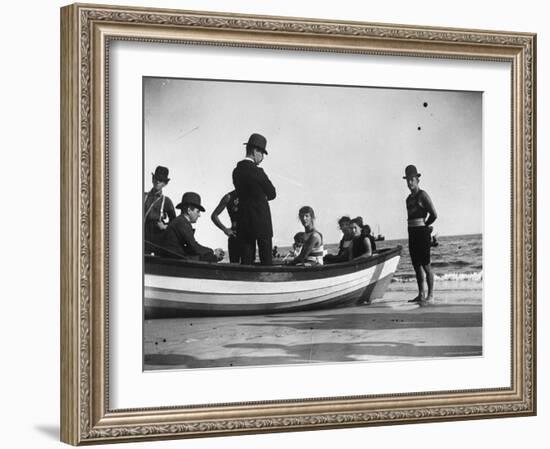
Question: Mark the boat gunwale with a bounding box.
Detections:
[145,246,402,275]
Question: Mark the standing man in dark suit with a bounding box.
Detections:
[232,133,276,265]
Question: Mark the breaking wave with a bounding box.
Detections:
[393,271,483,283]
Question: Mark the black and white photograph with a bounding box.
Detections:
[142,77,483,370]
[2,0,544,446]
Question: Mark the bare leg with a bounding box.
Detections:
[408,264,426,302]
[423,264,435,301]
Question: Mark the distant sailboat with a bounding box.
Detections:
[374,224,385,241]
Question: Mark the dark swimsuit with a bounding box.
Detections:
[351,236,370,259]
[225,191,242,263]
[407,190,432,266]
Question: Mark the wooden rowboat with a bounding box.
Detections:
[144,246,402,318]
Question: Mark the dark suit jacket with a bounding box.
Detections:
[232,159,276,239]
[161,215,217,262]
[143,190,176,254]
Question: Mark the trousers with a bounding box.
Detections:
[240,237,272,265]
[228,236,242,263]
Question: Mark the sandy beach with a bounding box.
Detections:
[144,288,482,370]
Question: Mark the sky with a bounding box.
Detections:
[143,77,482,250]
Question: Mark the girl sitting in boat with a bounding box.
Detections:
[282,232,305,263]
[288,206,325,266]
[349,217,373,259]
[361,223,377,252]
[324,215,354,264]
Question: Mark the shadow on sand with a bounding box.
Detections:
[238,307,482,332]
[144,304,482,370]
[145,340,481,369]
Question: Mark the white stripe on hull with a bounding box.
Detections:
[147,270,376,305]
[147,274,384,311]
[144,255,400,308]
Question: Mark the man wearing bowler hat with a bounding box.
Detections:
[143,166,176,254]
[161,192,224,262]
[404,164,438,305]
[232,133,277,265]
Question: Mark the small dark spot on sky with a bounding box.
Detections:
[162,338,166,343]
[417,126,422,131]
[423,102,428,107]
[154,342,158,345]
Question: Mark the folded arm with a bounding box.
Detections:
[179,223,214,257]
[257,167,276,200]
[210,193,234,237]
[420,191,438,226]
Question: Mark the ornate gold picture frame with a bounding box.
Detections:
[60,3,536,445]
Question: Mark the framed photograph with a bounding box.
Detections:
[60,3,536,445]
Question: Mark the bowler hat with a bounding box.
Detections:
[403,164,421,179]
[152,166,170,183]
[176,192,205,212]
[243,133,268,154]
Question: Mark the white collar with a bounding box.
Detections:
[182,214,193,226]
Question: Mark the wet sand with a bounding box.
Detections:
[144,291,482,370]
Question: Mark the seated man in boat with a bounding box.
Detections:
[288,206,325,266]
[349,217,373,259]
[324,216,354,264]
[161,192,224,262]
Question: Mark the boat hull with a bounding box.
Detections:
[144,247,401,318]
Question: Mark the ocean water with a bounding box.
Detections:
[220,233,482,303]
[376,233,482,283]
[375,234,482,304]
[278,233,482,301]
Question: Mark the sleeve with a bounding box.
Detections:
[179,222,215,257]
[419,190,437,222]
[257,167,276,200]
[165,197,176,221]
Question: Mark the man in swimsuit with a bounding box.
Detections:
[404,165,438,305]
[211,190,242,263]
